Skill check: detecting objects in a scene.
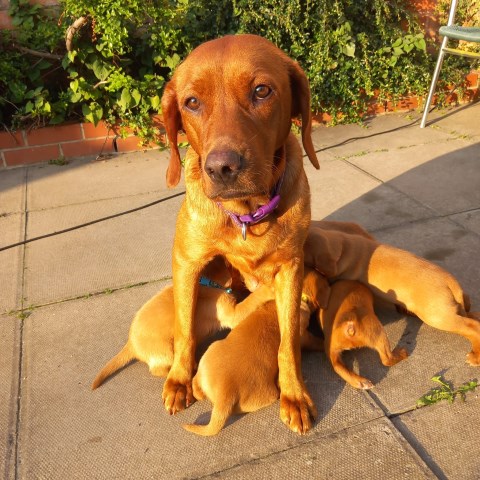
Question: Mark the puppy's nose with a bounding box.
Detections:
[204,150,244,184]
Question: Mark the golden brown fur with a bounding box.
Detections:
[161,34,320,433]
[92,257,278,389]
[319,280,407,390]
[184,269,329,436]
[305,227,480,365]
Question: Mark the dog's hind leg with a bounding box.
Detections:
[420,310,480,366]
[328,349,374,390]
[362,315,408,367]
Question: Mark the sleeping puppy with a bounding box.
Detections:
[184,268,329,436]
[304,227,480,365]
[319,280,408,390]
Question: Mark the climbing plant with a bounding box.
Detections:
[0,0,476,139]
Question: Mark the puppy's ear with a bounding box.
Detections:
[161,81,183,188]
[289,61,320,170]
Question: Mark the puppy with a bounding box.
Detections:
[183,268,329,436]
[304,227,480,365]
[319,280,408,389]
[92,257,259,389]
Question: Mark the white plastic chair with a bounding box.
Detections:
[420,0,480,128]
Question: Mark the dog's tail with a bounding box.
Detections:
[183,400,234,436]
[91,343,135,390]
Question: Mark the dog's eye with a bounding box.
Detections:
[254,85,272,100]
[185,97,200,111]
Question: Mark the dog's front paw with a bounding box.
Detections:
[279,391,317,435]
[162,378,194,414]
[466,351,480,366]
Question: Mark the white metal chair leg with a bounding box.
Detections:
[420,37,449,128]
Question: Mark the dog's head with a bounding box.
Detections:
[302,266,331,310]
[161,34,319,198]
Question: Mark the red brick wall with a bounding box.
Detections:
[0,120,166,168]
[0,0,59,29]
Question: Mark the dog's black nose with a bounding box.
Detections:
[204,150,244,184]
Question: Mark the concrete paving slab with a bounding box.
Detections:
[23,194,182,306]
[0,167,25,215]
[306,159,380,219]
[450,208,480,237]
[0,314,21,480]
[323,183,435,232]
[421,101,480,141]
[347,140,480,216]
[211,417,435,480]
[393,394,480,479]
[312,112,452,159]
[305,160,435,232]
[25,190,176,239]
[26,149,182,211]
[17,286,383,480]
[0,214,25,313]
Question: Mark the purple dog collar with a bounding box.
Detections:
[217,173,284,240]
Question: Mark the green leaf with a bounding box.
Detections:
[150,95,160,110]
[82,103,103,125]
[92,59,111,81]
[393,47,403,56]
[343,43,355,57]
[392,38,402,47]
[50,114,65,125]
[24,101,34,113]
[131,89,142,106]
[119,88,132,110]
[388,56,398,67]
[415,38,426,51]
[67,51,77,63]
[70,79,79,93]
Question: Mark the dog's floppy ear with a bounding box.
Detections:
[161,81,183,188]
[288,61,320,170]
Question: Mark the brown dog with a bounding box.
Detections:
[92,222,371,390]
[161,34,320,433]
[304,227,480,365]
[319,280,408,390]
[92,257,276,389]
[184,268,329,436]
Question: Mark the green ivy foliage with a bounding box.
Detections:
[0,0,477,140]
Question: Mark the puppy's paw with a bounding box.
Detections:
[466,351,480,366]
[279,391,317,435]
[162,378,194,415]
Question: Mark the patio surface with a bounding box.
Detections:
[1,102,479,479]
